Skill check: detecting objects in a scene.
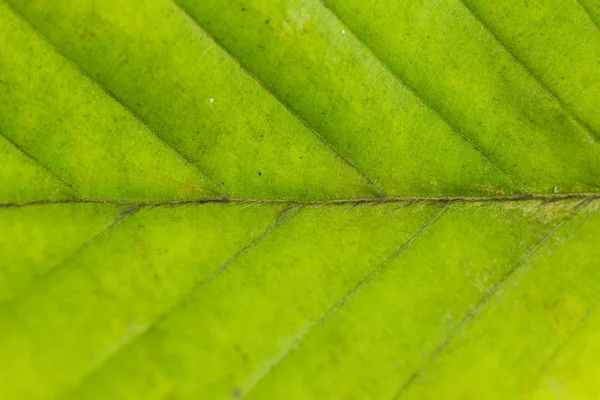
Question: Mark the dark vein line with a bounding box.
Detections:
[575,0,600,32]
[171,0,386,196]
[393,197,592,399]
[0,204,140,308]
[59,204,301,399]
[317,0,528,193]
[0,128,74,192]
[3,1,223,196]
[1,192,600,209]
[242,202,449,398]
[198,204,300,288]
[455,0,600,143]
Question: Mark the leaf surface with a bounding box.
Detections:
[1,0,600,399]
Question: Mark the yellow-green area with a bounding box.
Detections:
[1,0,600,399]
[0,200,599,399]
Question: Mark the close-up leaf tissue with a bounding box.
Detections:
[1,0,599,399]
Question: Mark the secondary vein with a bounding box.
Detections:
[317,0,529,193]
[393,197,592,399]
[171,0,386,196]
[58,204,301,399]
[0,128,74,192]
[3,0,224,197]
[242,202,449,398]
[0,204,140,307]
[455,0,600,143]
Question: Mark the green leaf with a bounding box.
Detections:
[1,0,599,399]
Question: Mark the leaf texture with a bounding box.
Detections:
[1,0,600,399]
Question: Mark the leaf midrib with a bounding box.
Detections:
[2,192,600,209]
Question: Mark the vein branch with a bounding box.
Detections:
[171,0,386,196]
[393,197,592,399]
[318,0,528,193]
[242,202,449,398]
[4,1,223,196]
[456,0,600,143]
[0,128,74,192]
[59,204,300,398]
[0,204,140,307]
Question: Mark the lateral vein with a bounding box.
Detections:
[242,202,449,398]
[0,128,74,192]
[171,0,386,196]
[393,197,593,399]
[58,204,301,399]
[318,0,529,193]
[0,204,140,307]
[455,0,600,143]
[3,0,223,196]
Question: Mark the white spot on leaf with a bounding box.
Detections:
[284,8,311,33]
